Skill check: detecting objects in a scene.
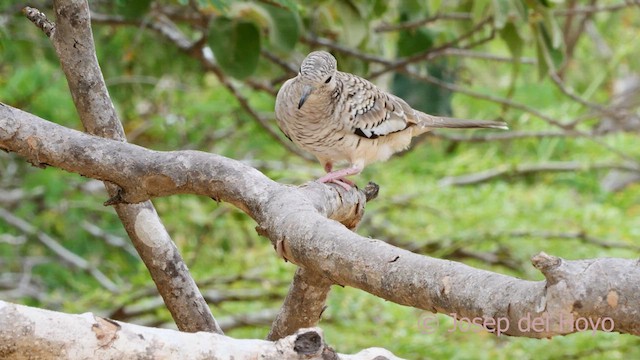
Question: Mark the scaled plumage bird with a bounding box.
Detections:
[275,51,508,189]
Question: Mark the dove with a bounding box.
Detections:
[275,51,508,189]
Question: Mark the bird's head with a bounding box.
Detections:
[297,51,337,109]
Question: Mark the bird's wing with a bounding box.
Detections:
[339,72,417,139]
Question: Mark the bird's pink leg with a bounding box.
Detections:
[317,165,362,190]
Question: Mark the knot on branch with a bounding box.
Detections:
[23,7,56,38]
[531,251,562,284]
[293,329,323,355]
[363,181,379,202]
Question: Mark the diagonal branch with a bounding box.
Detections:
[24,1,221,333]
[267,267,333,340]
[3,104,640,337]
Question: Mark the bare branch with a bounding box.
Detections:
[554,3,636,15]
[3,104,640,337]
[372,3,634,34]
[23,7,55,37]
[374,12,472,33]
[27,0,221,334]
[369,17,494,79]
[439,161,640,186]
[268,268,333,340]
[403,69,640,166]
[0,301,401,359]
[81,221,138,257]
[440,48,536,64]
[506,230,640,251]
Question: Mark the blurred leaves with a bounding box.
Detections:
[209,17,261,79]
[115,0,152,19]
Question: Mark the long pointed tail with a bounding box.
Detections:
[417,114,509,130]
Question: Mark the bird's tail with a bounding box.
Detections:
[417,114,508,131]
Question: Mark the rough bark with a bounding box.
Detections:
[2,104,639,338]
[0,301,401,360]
[24,2,221,333]
[267,268,334,341]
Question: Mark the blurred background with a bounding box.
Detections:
[1,0,639,358]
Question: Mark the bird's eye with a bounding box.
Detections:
[324,76,332,83]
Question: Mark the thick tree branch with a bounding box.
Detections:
[0,301,400,359]
[268,267,333,341]
[24,1,221,333]
[3,104,640,338]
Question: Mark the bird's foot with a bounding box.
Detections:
[319,178,354,190]
[317,166,361,190]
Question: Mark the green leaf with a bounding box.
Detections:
[259,3,299,51]
[373,0,389,17]
[392,62,454,115]
[533,23,564,79]
[208,18,261,79]
[334,1,367,47]
[541,6,563,49]
[396,12,435,57]
[499,22,523,59]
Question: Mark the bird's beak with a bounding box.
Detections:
[298,85,314,109]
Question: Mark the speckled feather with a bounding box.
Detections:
[275,51,508,186]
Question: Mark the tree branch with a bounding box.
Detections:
[267,267,333,340]
[0,300,400,359]
[439,161,640,186]
[24,1,221,333]
[3,104,640,337]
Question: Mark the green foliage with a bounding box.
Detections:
[115,0,152,19]
[209,18,261,79]
[2,0,640,358]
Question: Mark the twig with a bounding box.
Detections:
[22,7,55,37]
[0,207,118,291]
[404,69,570,129]
[441,48,536,64]
[111,12,315,161]
[375,12,472,33]
[439,161,640,186]
[369,17,494,79]
[301,36,390,64]
[404,68,640,166]
[261,49,297,74]
[554,3,636,15]
[81,221,138,257]
[507,230,640,251]
[372,3,634,34]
